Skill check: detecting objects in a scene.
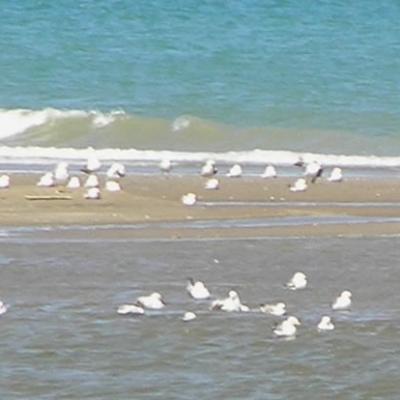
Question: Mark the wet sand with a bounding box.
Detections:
[1,174,400,237]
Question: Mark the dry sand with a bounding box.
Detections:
[1,174,400,238]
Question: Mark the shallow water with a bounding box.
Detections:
[1,233,400,398]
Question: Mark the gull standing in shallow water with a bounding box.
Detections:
[0,301,8,315]
[332,290,352,311]
[117,304,145,315]
[318,316,335,331]
[182,311,197,322]
[136,292,165,310]
[107,163,126,179]
[105,180,121,192]
[204,178,219,190]
[82,150,102,174]
[286,272,307,290]
[54,162,69,185]
[211,290,249,312]
[186,278,211,300]
[159,159,172,174]
[66,176,81,189]
[260,302,286,316]
[273,316,301,338]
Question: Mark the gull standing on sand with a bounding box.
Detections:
[260,302,286,316]
[54,162,69,185]
[304,161,323,183]
[261,165,277,179]
[37,172,55,187]
[159,159,172,174]
[318,316,335,331]
[84,174,100,188]
[117,304,145,315]
[328,167,343,182]
[182,311,197,322]
[181,193,197,206]
[186,278,211,300]
[201,160,217,177]
[204,178,219,190]
[105,180,121,192]
[289,178,307,192]
[332,290,352,311]
[106,163,126,179]
[84,187,101,200]
[286,272,307,290]
[66,176,81,189]
[0,175,10,189]
[211,290,249,312]
[136,292,166,310]
[226,164,243,178]
[273,316,301,338]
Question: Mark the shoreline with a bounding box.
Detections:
[1,174,400,238]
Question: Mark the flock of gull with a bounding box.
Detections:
[0,149,343,207]
[116,272,352,338]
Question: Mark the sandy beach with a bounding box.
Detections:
[1,174,400,238]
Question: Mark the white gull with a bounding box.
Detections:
[273,316,301,337]
[117,304,145,315]
[186,278,211,300]
[332,290,352,311]
[260,302,286,316]
[182,311,197,322]
[137,292,165,310]
[210,290,249,312]
[318,316,335,331]
[286,272,307,290]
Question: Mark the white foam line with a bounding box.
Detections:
[2,146,400,168]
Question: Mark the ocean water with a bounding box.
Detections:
[1,1,399,160]
[1,231,400,399]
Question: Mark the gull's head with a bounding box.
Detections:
[341,290,352,299]
[287,316,301,326]
[294,272,306,280]
[321,316,331,324]
[151,292,162,299]
[228,290,239,300]
[277,302,286,310]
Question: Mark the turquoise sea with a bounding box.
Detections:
[0,1,399,155]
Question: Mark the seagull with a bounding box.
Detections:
[328,167,343,182]
[182,311,197,322]
[136,292,165,310]
[332,290,352,311]
[84,174,99,188]
[37,172,55,187]
[159,159,172,174]
[261,165,277,179]
[186,278,211,300]
[210,290,249,312]
[201,160,217,177]
[106,163,126,179]
[81,150,101,174]
[289,178,307,192]
[204,178,219,190]
[318,316,335,331]
[273,316,301,337]
[0,175,10,189]
[260,302,286,316]
[304,161,323,183]
[0,301,8,315]
[84,187,101,200]
[66,176,81,189]
[117,304,145,315]
[54,162,69,185]
[181,193,197,206]
[286,272,307,290]
[105,180,121,192]
[226,164,242,178]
